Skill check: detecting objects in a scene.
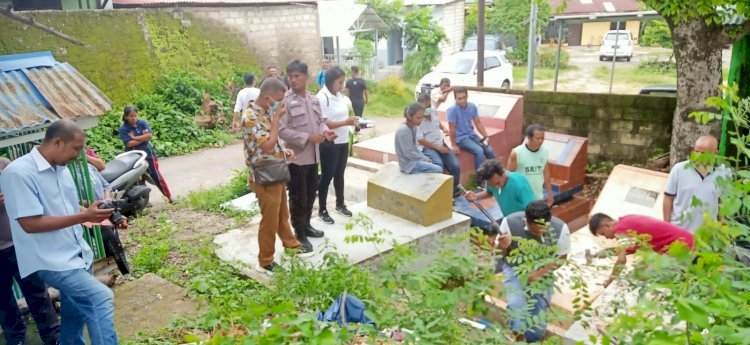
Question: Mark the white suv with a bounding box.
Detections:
[415,50,514,98]
[599,30,634,62]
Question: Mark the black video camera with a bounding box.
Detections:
[98,199,128,227]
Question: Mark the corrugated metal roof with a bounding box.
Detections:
[549,0,640,15]
[113,0,315,7]
[0,52,112,137]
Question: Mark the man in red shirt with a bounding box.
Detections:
[588,213,694,287]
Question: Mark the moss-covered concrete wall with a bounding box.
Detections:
[523,91,675,164]
[469,87,676,164]
[0,9,260,103]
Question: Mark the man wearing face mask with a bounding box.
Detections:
[279,60,337,252]
[243,78,312,275]
[416,93,460,197]
[507,124,554,206]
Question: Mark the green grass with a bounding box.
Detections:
[593,66,676,85]
[182,168,254,221]
[364,78,418,118]
[513,66,577,86]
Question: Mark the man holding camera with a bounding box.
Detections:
[1,120,119,344]
[0,158,60,345]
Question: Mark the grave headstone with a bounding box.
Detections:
[590,164,668,219]
[367,162,453,226]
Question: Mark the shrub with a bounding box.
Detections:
[640,20,673,49]
[638,57,677,74]
[404,48,441,80]
[536,47,569,68]
[86,71,235,161]
[371,76,411,98]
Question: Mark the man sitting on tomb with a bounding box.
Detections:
[663,135,731,233]
[495,201,571,342]
[395,103,443,174]
[465,159,535,217]
[507,124,554,206]
[417,93,461,196]
[447,87,495,170]
[588,213,694,287]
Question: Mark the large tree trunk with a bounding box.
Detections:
[668,17,724,165]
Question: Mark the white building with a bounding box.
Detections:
[404,0,465,58]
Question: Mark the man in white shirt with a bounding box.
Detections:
[430,78,454,110]
[232,73,260,130]
[663,135,731,233]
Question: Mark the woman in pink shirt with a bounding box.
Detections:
[588,213,694,287]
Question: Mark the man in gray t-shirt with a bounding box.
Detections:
[664,135,731,233]
[0,157,60,345]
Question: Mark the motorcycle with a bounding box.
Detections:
[97,150,153,275]
[100,150,152,217]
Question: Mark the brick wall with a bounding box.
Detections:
[184,4,322,72]
[469,88,676,164]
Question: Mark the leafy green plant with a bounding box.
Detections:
[536,47,569,69]
[365,77,415,117]
[184,168,252,221]
[638,56,677,73]
[402,7,447,80]
[640,20,674,49]
[86,71,236,161]
[488,0,552,64]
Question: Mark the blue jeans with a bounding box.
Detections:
[502,263,551,342]
[458,134,495,170]
[422,146,461,193]
[36,269,117,345]
[409,160,442,174]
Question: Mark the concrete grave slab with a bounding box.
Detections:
[367,162,454,226]
[114,273,202,340]
[590,164,668,219]
[214,201,471,282]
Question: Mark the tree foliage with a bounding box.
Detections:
[484,0,552,61]
[640,20,674,49]
[403,6,447,79]
[357,0,404,40]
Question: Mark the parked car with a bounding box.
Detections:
[414,51,514,98]
[599,30,634,62]
[639,85,676,96]
[463,34,516,52]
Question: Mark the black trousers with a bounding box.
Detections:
[319,142,349,212]
[351,99,365,118]
[287,163,319,230]
[0,246,60,345]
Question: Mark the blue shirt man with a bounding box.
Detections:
[466,159,535,218]
[447,102,479,143]
[447,87,495,169]
[1,119,118,344]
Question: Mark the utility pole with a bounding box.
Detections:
[526,1,538,90]
[477,0,486,86]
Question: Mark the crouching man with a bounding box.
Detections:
[588,213,694,287]
[496,201,571,342]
